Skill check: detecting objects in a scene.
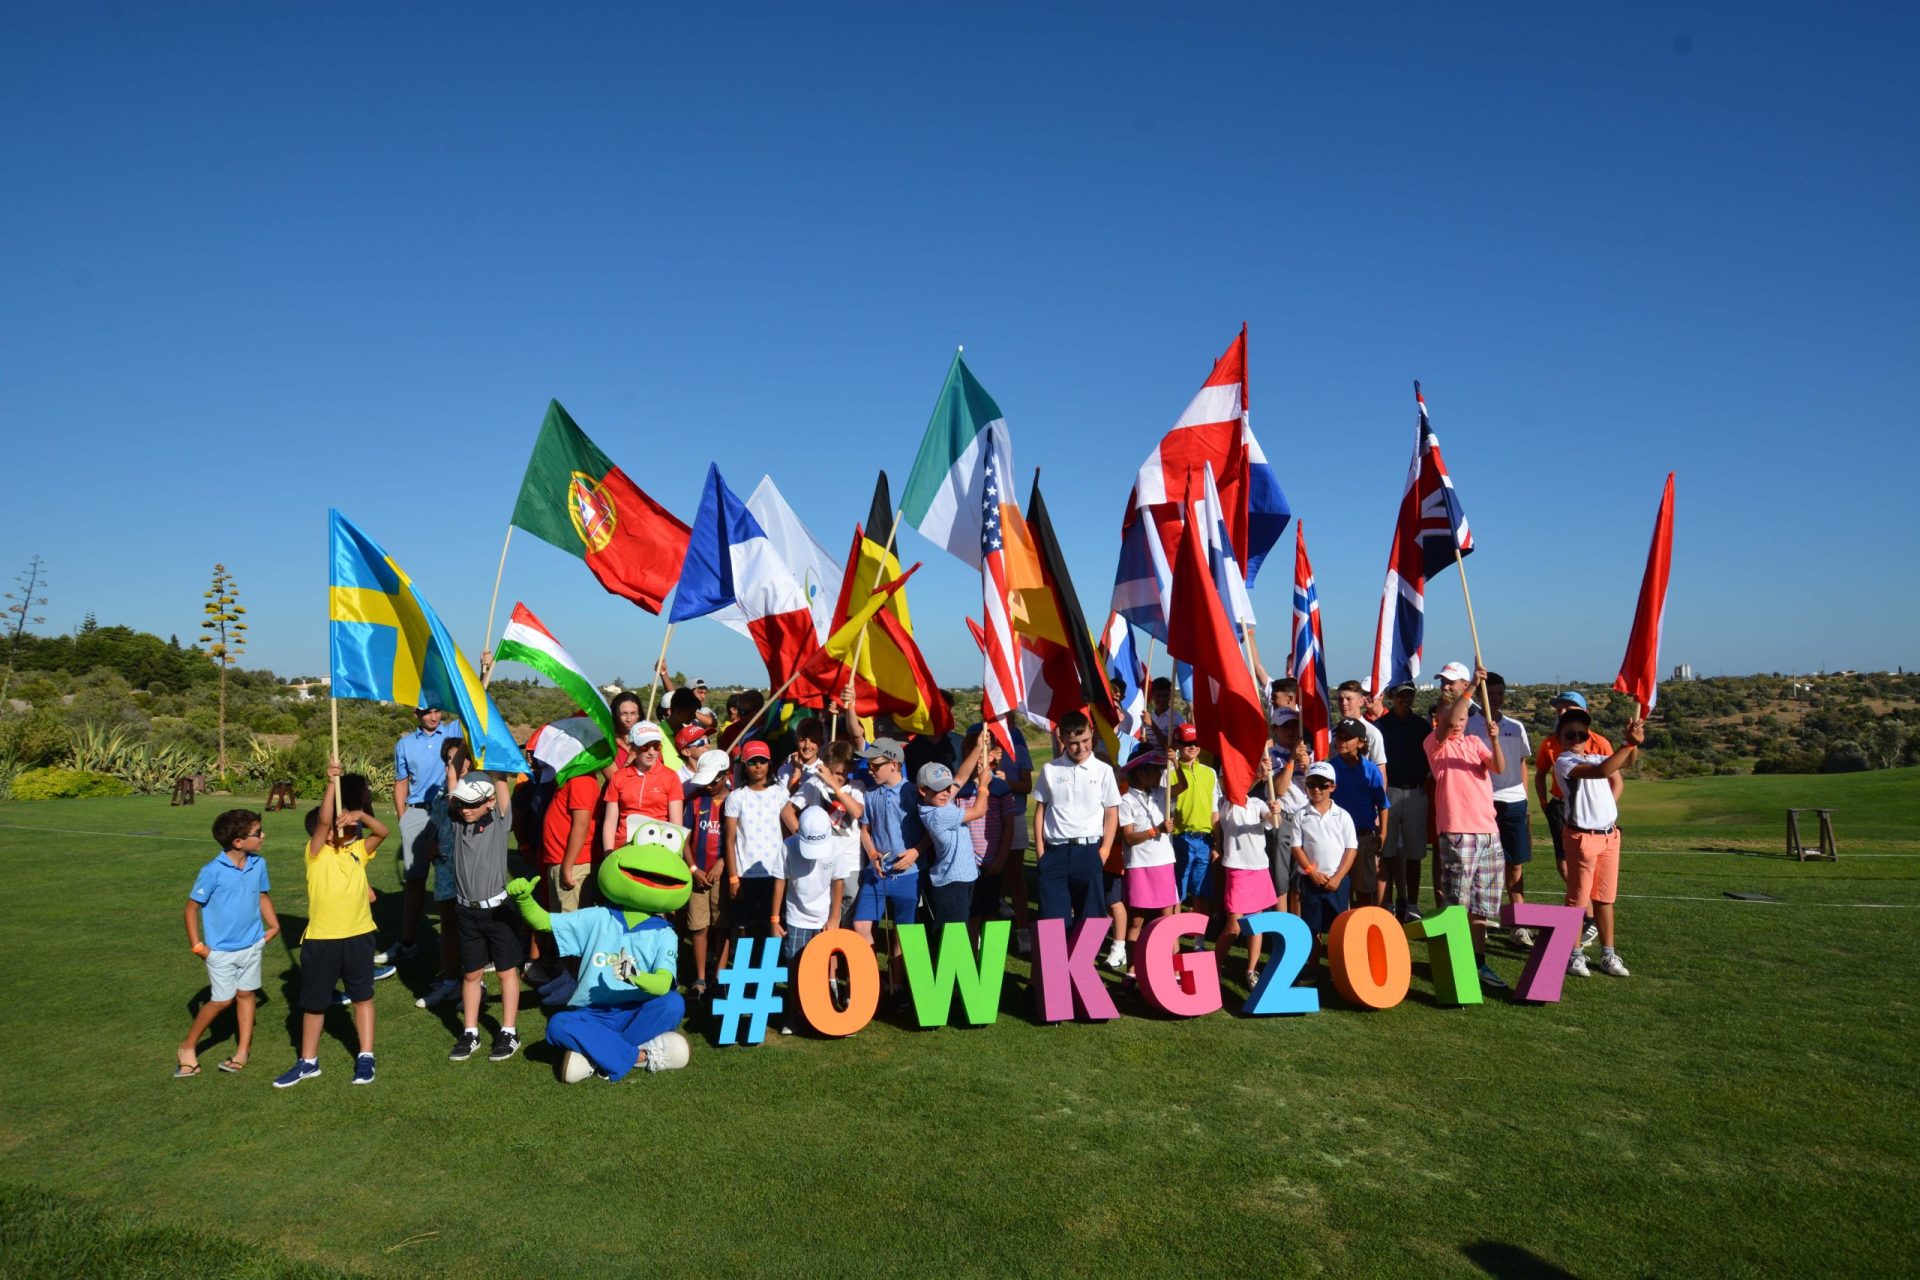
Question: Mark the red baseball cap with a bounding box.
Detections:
[738,739,772,762]
[1174,723,1199,745]
[674,724,709,751]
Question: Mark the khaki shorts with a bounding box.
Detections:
[545,862,586,913]
[1352,830,1383,898]
[685,873,726,932]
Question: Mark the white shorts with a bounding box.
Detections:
[206,939,265,1002]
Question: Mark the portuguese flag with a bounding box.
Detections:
[510,400,691,613]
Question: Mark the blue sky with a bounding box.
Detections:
[3,2,1915,694]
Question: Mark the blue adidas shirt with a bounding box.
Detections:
[188,851,270,952]
[549,908,677,1008]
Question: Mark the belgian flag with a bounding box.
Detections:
[1013,477,1121,750]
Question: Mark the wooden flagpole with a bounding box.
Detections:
[479,524,514,688]
[1452,546,1492,713]
[645,624,676,722]
[329,694,344,832]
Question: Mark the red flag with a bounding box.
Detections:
[1166,496,1267,806]
[1612,473,1675,717]
[964,619,1021,758]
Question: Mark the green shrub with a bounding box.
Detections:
[10,767,134,800]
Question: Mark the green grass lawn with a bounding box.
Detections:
[2,769,1917,1278]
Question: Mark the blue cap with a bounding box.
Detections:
[1552,690,1588,710]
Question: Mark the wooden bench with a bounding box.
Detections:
[1786,809,1837,862]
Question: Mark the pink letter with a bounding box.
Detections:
[1030,917,1120,1023]
[1136,912,1222,1018]
[1501,902,1585,1003]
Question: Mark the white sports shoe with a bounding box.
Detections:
[1103,942,1128,973]
[1510,927,1536,950]
[1567,951,1591,978]
[414,979,458,1009]
[1580,922,1599,949]
[641,1031,692,1072]
[560,1051,596,1084]
[1597,952,1631,978]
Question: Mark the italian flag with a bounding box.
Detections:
[902,353,1013,570]
[495,604,617,782]
[510,400,692,614]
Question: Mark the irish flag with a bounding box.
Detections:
[510,400,691,614]
[903,352,1027,572]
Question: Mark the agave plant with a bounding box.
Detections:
[62,722,212,794]
[65,723,137,774]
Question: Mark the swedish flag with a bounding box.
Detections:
[328,510,527,772]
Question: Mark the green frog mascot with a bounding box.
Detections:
[507,819,693,1082]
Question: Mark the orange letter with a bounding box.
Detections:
[795,929,879,1036]
[1327,906,1411,1010]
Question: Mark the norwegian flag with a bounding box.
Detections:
[978,422,1024,755]
[1114,326,1291,641]
[1288,523,1332,759]
[1166,494,1267,807]
[1367,381,1475,694]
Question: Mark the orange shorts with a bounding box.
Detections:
[1564,828,1621,907]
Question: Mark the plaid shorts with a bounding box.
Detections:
[1437,832,1505,924]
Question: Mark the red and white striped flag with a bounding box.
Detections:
[978,421,1025,754]
[1613,473,1676,717]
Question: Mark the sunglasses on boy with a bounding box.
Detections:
[1306,778,1334,790]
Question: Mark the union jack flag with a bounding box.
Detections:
[1289,523,1331,759]
[1368,381,1474,694]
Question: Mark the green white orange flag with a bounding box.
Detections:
[510,400,691,613]
[494,603,615,782]
[902,353,1013,570]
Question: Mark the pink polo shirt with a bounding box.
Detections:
[1423,729,1497,836]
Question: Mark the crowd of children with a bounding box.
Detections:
[171,666,1646,1082]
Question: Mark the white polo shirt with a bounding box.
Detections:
[1292,802,1358,878]
[1554,752,1620,831]
[1117,790,1174,868]
[1467,711,1531,803]
[1034,753,1121,843]
[1219,797,1276,870]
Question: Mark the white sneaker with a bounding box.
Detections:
[414,979,458,1009]
[1567,951,1591,978]
[1597,952,1631,978]
[639,1031,691,1071]
[1510,927,1535,950]
[1103,942,1128,973]
[1580,922,1599,949]
[559,1050,596,1084]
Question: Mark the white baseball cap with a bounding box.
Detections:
[1437,662,1473,683]
[688,749,731,786]
[628,721,664,747]
[449,775,495,806]
[1269,707,1299,727]
[1305,761,1337,783]
[795,806,833,847]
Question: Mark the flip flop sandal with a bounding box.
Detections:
[218,1058,247,1073]
[173,1063,200,1078]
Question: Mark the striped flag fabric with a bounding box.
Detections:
[710,476,842,645]
[1613,473,1676,717]
[977,423,1026,755]
[525,716,614,785]
[1101,610,1147,752]
[1011,477,1123,744]
[1197,462,1257,637]
[1165,494,1267,807]
[1116,327,1292,636]
[1288,524,1332,760]
[670,464,822,688]
[1367,381,1475,694]
[902,352,1008,570]
[495,604,612,737]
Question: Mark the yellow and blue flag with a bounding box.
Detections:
[328,510,527,772]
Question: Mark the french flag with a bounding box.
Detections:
[1100,610,1147,749]
[671,464,821,688]
[1367,382,1474,695]
[1115,326,1291,639]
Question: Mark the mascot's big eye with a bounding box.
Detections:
[637,824,661,845]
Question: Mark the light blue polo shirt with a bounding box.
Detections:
[188,852,270,952]
[394,721,462,806]
[860,779,925,872]
[919,803,978,887]
[549,909,677,1009]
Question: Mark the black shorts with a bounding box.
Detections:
[299,932,376,1011]
[732,876,777,939]
[1544,797,1567,861]
[971,869,1004,919]
[456,902,525,975]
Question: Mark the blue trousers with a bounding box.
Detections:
[546,992,686,1082]
[1171,832,1212,902]
[1038,842,1106,925]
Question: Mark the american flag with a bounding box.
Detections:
[979,423,1025,755]
[1367,381,1474,694]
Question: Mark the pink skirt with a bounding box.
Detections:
[1224,866,1278,917]
[1125,862,1177,909]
